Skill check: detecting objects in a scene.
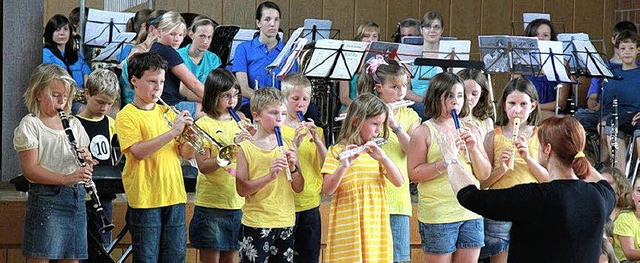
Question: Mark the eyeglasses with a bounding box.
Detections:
[423,25,442,31]
[218,93,239,100]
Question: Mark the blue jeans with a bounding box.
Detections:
[128,204,187,263]
[294,207,321,263]
[479,218,511,258]
[390,215,411,262]
[418,218,485,254]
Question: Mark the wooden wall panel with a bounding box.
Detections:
[6,249,23,263]
[155,0,188,13]
[289,0,324,31]
[575,0,604,40]
[44,0,103,25]
[0,250,5,263]
[544,0,574,33]
[386,0,421,42]
[511,0,544,35]
[222,0,255,27]
[189,0,223,24]
[354,0,388,41]
[481,0,512,35]
[419,0,451,36]
[323,0,355,40]
[450,0,482,55]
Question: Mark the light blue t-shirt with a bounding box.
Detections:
[411,65,441,97]
[43,48,91,88]
[177,44,222,83]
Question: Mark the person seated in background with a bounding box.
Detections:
[178,16,221,102]
[598,31,640,172]
[43,14,92,115]
[614,177,640,262]
[521,18,570,121]
[338,21,379,113]
[576,21,638,134]
[394,18,421,43]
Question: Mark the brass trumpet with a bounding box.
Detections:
[335,100,415,121]
[156,95,239,167]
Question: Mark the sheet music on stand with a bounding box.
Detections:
[437,40,471,74]
[558,33,590,71]
[571,40,614,78]
[84,9,135,47]
[277,38,308,78]
[268,27,304,69]
[303,19,333,42]
[92,34,136,62]
[209,25,241,68]
[529,40,573,83]
[364,41,422,76]
[303,39,368,80]
[479,35,539,74]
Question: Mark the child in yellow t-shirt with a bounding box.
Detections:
[236,87,304,263]
[115,52,196,262]
[280,74,327,262]
[357,56,421,262]
[321,93,404,262]
[189,68,252,262]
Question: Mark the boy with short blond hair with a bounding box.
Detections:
[75,69,120,251]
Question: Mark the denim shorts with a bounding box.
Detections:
[479,218,512,258]
[189,206,242,251]
[418,218,484,254]
[294,207,321,263]
[23,184,87,259]
[390,214,411,262]
[175,100,197,118]
[128,203,187,262]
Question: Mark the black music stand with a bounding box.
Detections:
[529,41,575,114]
[302,39,367,144]
[209,25,241,68]
[570,40,616,168]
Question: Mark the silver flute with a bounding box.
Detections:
[337,138,388,160]
[335,100,415,121]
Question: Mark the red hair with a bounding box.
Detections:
[537,116,591,179]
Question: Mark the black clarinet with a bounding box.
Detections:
[58,109,115,233]
[611,97,619,168]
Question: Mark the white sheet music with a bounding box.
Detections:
[84,9,134,47]
[93,33,136,62]
[572,40,614,78]
[438,40,471,73]
[268,27,304,69]
[303,19,332,42]
[277,38,308,77]
[536,41,571,82]
[557,33,590,69]
[304,39,368,80]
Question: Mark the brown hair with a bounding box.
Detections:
[354,21,380,41]
[357,57,406,95]
[457,68,493,121]
[495,77,541,126]
[537,116,590,178]
[423,72,468,119]
[599,167,633,210]
[337,93,389,145]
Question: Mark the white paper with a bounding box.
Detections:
[92,33,136,61]
[268,27,304,69]
[303,39,368,80]
[303,18,332,42]
[479,35,539,73]
[572,40,613,78]
[536,40,571,82]
[277,38,308,77]
[557,33,590,69]
[84,9,134,47]
[438,40,471,73]
[523,13,551,30]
